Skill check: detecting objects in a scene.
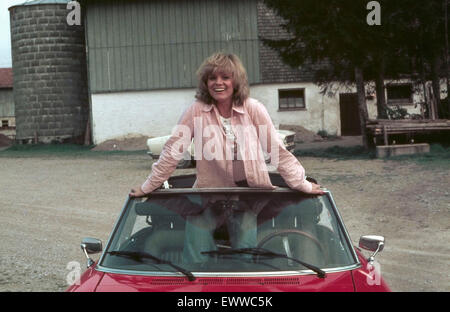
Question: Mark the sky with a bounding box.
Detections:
[0,0,29,68]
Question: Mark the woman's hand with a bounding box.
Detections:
[129,186,148,198]
[308,183,326,195]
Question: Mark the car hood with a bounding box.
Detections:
[94,271,355,292]
[276,129,295,136]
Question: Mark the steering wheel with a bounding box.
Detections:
[257,229,328,263]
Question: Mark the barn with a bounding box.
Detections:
[10,0,439,145]
[81,0,385,144]
[0,68,15,139]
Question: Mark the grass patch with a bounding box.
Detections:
[294,145,376,160]
[3,143,93,153]
[0,143,147,158]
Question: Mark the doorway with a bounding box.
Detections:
[339,93,361,135]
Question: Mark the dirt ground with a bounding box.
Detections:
[0,147,448,292]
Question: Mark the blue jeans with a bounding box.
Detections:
[182,203,257,264]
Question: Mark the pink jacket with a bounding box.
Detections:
[141,98,313,193]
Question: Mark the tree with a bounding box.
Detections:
[261,0,386,149]
[365,1,449,119]
[389,0,449,118]
[262,0,450,148]
[445,0,450,117]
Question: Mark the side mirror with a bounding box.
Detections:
[81,237,102,254]
[359,235,385,263]
[81,238,102,267]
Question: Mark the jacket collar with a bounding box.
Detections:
[200,102,245,114]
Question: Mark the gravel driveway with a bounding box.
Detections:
[0,150,448,292]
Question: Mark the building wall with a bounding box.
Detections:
[0,89,15,138]
[85,0,260,93]
[0,89,14,117]
[250,83,339,134]
[91,88,196,144]
[91,79,443,144]
[91,82,383,144]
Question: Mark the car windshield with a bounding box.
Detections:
[100,191,357,275]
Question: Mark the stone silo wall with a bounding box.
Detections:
[10,2,89,143]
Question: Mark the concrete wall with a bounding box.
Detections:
[91,82,381,144]
[91,88,196,144]
[251,82,340,135]
[91,79,444,144]
[93,77,450,144]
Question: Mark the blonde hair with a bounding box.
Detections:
[195,52,249,106]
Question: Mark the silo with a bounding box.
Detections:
[9,0,89,144]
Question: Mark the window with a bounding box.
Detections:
[1,120,8,128]
[386,84,413,105]
[101,192,356,273]
[278,88,305,110]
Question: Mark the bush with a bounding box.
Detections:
[317,130,338,140]
[385,105,408,119]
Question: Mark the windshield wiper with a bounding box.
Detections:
[107,250,196,281]
[201,247,326,278]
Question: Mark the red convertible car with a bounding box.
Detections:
[67,173,390,292]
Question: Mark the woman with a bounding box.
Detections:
[130,52,324,197]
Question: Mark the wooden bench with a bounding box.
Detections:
[366,119,450,146]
